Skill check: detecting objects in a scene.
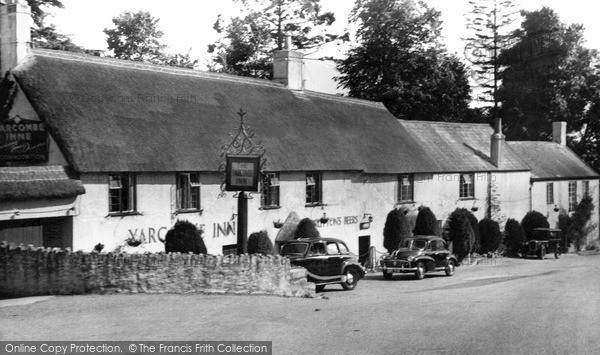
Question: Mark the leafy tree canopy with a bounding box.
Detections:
[336,0,472,122]
[104,11,198,69]
[498,7,600,145]
[208,0,344,78]
[26,0,83,52]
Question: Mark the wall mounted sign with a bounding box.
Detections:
[225,155,260,192]
[0,115,48,162]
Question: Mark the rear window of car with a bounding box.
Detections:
[281,242,308,256]
[337,242,349,254]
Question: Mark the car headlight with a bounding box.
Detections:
[407,256,415,262]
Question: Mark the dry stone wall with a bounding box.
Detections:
[0,243,313,298]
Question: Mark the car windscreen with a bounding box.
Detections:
[399,239,428,250]
[281,242,309,256]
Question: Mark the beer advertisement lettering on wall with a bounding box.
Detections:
[0,115,48,162]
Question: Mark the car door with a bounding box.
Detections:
[430,240,448,267]
[303,241,328,280]
[325,241,344,277]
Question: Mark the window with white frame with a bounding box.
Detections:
[109,173,136,214]
[568,181,577,211]
[306,172,322,205]
[582,180,590,197]
[459,173,475,199]
[261,172,280,208]
[546,182,554,204]
[398,174,414,202]
[176,172,200,211]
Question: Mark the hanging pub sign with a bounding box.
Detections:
[0,115,48,162]
[225,155,260,192]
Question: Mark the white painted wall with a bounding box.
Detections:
[71,170,535,255]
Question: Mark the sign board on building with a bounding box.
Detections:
[0,115,48,162]
[225,155,260,192]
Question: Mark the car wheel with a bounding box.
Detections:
[414,262,425,280]
[383,270,393,280]
[539,247,546,260]
[315,285,325,293]
[445,260,455,276]
[555,251,561,259]
[341,268,359,291]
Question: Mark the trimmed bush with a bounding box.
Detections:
[294,218,321,239]
[447,208,475,261]
[521,211,549,240]
[164,220,207,254]
[383,209,412,253]
[504,218,526,255]
[413,206,440,236]
[478,218,502,254]
[452,208,480,253]
[247,230,274,255]
[564,196,596,251]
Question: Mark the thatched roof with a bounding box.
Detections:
[0,165,85,200]
[507,142,599,181]
[8,49,534,175]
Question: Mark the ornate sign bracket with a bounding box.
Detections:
[218,108,267,197]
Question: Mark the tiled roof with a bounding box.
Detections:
[507,141,599,180]
[0,166,85,200]
[399,120,530,172]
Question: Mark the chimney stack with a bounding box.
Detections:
[552,121,567,146]
[490,117,505,168]
[0,0,31,76]
[272,35,304,91]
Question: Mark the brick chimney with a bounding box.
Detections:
[0,0,31,76]
[552,121,567,146]
[272,35,304,91]
[490,117,504,168]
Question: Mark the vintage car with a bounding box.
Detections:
[280,238,365,292]
[380,236,458,280]
[520,228,565,259]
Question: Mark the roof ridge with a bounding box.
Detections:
[302,90,386,109]
[401,119,493,127]
[30,48,285,89]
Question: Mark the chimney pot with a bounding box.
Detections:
[552,121,567,146]
[490,117,505,168]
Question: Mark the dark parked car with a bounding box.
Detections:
[380,236,458,280]
[520,228,564,259]
[280,238,365,292]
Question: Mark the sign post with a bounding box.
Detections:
[219,109,266,255]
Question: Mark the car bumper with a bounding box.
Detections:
[381,260,416,273]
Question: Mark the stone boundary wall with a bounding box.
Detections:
[0,243,313,298]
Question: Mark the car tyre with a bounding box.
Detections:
[383,270,393,280]
[414,262,425,280]
[445,260,456,276]
[554,251,561,259]
[315,285,325,293]
[341,268,359,291]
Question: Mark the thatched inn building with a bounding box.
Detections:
[0,0,598,255]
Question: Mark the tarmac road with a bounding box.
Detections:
[1,254,599,354]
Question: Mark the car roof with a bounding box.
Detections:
[284,238,346,244]
[409,235,443,240]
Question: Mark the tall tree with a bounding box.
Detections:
[208,0,343,78]
[336,0,471,121]
[104,11,198,68]
[498,7,600,171]
[26,0,83,51]
[464,0,517,117]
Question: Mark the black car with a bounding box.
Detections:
[280,238,365,292]
[520,228,564,259]
[380,236,458,280]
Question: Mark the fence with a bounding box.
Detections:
[0,242,313,298]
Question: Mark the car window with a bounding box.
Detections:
[326,242,340,255]
[430,240,437,250]
[280,243,308,256]
[308,242,326,256]
[337,242,349,255]
[412,239,427,250]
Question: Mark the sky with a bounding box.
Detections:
[50,0,600,67]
